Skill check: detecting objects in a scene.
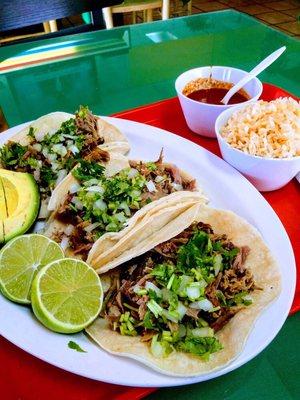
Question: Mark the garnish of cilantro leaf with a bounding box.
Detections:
[68,340,87,353]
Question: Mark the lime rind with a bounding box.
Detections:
[31,258,103,334]
[0,234,64,304]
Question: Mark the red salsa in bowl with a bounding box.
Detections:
[183,78,250,105]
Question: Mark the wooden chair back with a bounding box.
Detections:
[103,0,170,29]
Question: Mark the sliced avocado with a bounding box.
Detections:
[0,169,40,243]
[0,183,5,243]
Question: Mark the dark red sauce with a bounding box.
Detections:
[187,88,249,105]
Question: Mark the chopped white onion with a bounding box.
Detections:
[131,189,141,197]
[127,168,138,179]
[86,186,104,193]
[51,162,59,171]
[154,175,164,183]
[145,281,162,296]
[33,169,40,181]
[213,253,222,276]
[84,222,101,233]
[85,179,99,186]
[146,180,157,193]
[186,286,200,301]
[52,144,67,157]
[64,224,74,236]
[191,327,214,338]
[151,335,168,358]
[133,284,142,294]
[69,145,79,155]
[47,153,57,162]
[161,309,178,323]
[101,275,112,294]
[94,199,107,211]
[70,183,81,194]
[178,275,193,295]
[60,235,69,251]
[32,143,42,152]
[63,133,77,140]
[115,212,127,223]
[72,197,83,210]
[190,299,214,312]
[42,148,49,157]
[171,182,183,191]
[55,169,68,185]
[176,302,187,320]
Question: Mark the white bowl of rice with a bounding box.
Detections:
[215,98,300,191]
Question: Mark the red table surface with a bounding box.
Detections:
[1,83,298,400]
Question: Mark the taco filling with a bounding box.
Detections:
[54,155,196,259]
[0,106,106,199]
[101,222,260,360]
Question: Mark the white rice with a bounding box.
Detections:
[221,98,300,158]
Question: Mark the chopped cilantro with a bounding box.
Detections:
[175,336,222,360]
[151,264,175,285]
[146,162,157,171]
[143,310,156,329]
[39,167,57,189]
[68,341,87,353]
[0,142,27,167]
[0,106,102,196]
[68,166,147,237]
[176,231,216,281]
[27,126,36,139]
[42,118,76,146]
[227,291,252,306]
[73,160,105,181]
[76,105,90,119]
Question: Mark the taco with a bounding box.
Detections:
[0,106,129,217]
[86,206,281,376]
[44,152,207,262]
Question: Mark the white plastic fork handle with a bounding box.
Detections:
[221,46,287,105]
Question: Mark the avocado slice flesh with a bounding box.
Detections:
[0,169,40,243]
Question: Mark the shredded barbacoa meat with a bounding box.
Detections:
[76,109,104,153]
[84,147,110,162]
[56,154,195,257]
[129,152,196,204]
[103,222,258,336]
[0,108,107,206]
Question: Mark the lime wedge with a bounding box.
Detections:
[31,258,103,333]
[0,234,64,304]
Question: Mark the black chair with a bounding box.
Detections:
[0,0,123,45]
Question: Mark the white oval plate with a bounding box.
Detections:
[0,117,296,387]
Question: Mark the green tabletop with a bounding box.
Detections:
[0,10,299,127]
[0,9,299,398]
[147,313,300,400]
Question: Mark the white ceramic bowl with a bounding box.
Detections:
[215,104,300,192]
[175,66,263,138]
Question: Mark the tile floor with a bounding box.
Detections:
[190,0,300,37]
